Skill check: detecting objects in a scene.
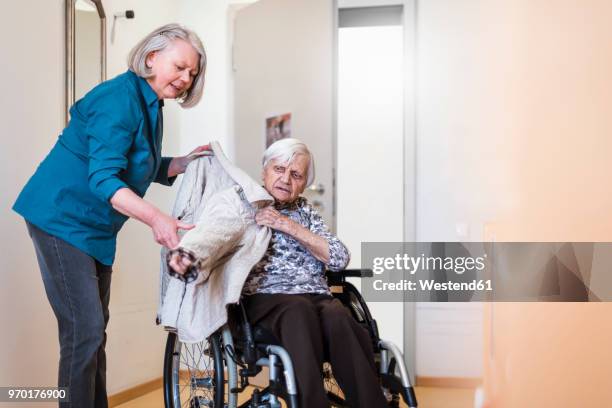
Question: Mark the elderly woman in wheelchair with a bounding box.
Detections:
[165,139,417,408]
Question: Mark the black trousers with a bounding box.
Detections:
[244,293,388,408]
[26,221,111,408]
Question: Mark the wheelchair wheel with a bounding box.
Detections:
[163,331,227,407]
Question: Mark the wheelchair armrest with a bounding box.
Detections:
[326,269,373,285]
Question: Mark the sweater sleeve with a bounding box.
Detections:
[304,200,350,271]
[167,189,247,282]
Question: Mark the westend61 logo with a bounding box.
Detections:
[372,253,487,275]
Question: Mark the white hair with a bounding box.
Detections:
[262,138,315,186]
[128,23,206,108]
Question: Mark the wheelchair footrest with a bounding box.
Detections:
[381,374,418,407]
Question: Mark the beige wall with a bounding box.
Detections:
[0,0,181,398]
[415,0,612,405]
[416,0,612,401]
[484,303,612,407]
[0,1,65,397]
[4,0,612,404]
[0,0,254,397]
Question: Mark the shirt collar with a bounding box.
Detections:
[274,197,303,211]
[129,70,160,108]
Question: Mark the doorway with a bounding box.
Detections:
[335,3,416,381]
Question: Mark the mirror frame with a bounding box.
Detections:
[65,0,107,124]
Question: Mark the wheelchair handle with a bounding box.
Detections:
[325,268,373,280]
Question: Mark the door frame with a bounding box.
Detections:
[332,0,418,383]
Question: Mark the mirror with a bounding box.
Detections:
[66,0,106,123]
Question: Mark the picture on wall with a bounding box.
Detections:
[265,113,292,147]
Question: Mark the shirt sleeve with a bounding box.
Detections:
[167,190,247,283]
[154,156,177,186]
[304,200,351,271]
[85,86,142,202]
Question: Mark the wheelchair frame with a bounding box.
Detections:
[163,269,418,408]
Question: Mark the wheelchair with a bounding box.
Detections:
[163,269,418,408]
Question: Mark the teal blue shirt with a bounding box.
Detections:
[13,70,176,265]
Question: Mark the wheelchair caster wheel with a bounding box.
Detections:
[189,396,213,408]
[249,389,271,408]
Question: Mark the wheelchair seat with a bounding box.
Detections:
[252,325,282,346]
[163,269,418,408]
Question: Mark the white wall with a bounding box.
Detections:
[101,0,182,394]
[0,3,65,402]
[0,0,183,397]
[232,0,336,226]
[413,0,505,379]
[0,0,243,397]
[177,0,238,160]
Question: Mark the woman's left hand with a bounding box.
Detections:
[255,206,293,234]
[168,144,212,177]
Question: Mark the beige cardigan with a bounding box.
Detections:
[157,141,272,343]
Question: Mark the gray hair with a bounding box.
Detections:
[262,138,315,186]
[128,23,206,108]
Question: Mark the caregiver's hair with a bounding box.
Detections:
[262,138,315,186]
[128,23,206,108]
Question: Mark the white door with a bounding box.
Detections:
[232,0,335,226]
[336,4,415,379]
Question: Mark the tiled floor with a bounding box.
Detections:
[116,386,475,408]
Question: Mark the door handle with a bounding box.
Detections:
[312,200,325,211]
[306,183,325,195]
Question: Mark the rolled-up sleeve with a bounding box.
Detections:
[85,88,141,202]
[167,191,247,282]
[155,156,177,186]
[305,202,350,271]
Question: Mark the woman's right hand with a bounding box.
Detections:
[150,210,194,248]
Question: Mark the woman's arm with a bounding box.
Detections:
[255,206,330,263]
[110,188,194,248]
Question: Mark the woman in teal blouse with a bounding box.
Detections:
[13,24,208,408]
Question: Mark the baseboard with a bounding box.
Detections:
[108,377,163,407]
[415,376,481,389]
[106,374,480,406]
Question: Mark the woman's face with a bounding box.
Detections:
[146,39,199,100]
[262,154,310,203]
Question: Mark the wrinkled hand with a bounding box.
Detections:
[168,251,193,275]
[168,144,212,176]
[185,144,212,161]
[150,211,194,248]
[255,206,293,233]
